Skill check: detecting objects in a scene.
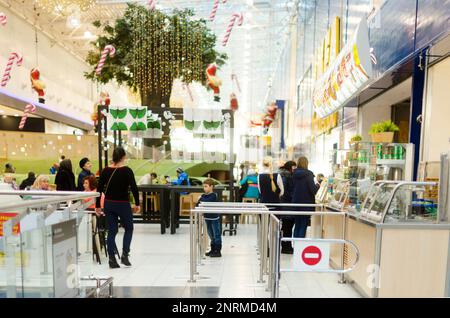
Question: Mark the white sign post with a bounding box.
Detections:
[293,241,330,271]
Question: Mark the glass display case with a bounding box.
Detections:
[329,142,414,213]
[326,178,349,210]
[358,181,440,223]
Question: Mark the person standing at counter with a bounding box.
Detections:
[291,156,319,238]
[258,157,284,205]
[96,147,140,269]
[278,161,297,254]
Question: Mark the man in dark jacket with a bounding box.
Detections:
[292,157,319,238]
[19,172,36,190]
[77,158,93,191]
[278,161,297,254]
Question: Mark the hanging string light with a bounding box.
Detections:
[35,0,95,15]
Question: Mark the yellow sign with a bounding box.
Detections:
[315,17,341,81]
[312,112,339,137]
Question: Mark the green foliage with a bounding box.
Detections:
[350,135,363,142]
[84,3,227,103]
[369,120,400,134]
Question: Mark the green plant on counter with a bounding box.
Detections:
[350,135,363,142]
[369,120,400,134]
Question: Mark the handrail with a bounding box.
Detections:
[81,275,114,298]
[0,190,96,196]
[381,181,438,223]
[0,192,99,211]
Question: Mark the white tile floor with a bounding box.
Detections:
[78,223,361,298]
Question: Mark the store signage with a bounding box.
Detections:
[312,18,373,119]
[312,111,339,137]
[293,241,330,271]
[0,212,20,236]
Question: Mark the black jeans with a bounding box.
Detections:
[104,200,134,256]
[281,217,295,251]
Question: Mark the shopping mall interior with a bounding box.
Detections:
[0,0,449,300]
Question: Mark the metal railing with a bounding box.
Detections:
[0,190,104,298]
[81,276,114,298]
[189,202,354,293]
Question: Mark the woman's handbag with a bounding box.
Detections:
[238,181,249,202]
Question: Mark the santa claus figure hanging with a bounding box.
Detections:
[30,68,46,103]
[206,63,222,102]
[262,103,277,133]
[91,92,110,130]
[230,93,238,111]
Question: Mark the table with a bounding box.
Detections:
[138,185,225,234]
[169,186,225,234]
[138,185,171,234]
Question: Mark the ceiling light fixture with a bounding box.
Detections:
[35,1,96,15]
[83,30,92,39]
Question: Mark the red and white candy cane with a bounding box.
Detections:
[0,13,7,26]
[148,0,157,10]
[95,45,116,75]
[1,52,23,87]
[222,13,244,47]
[210,0,227,21]
[19,104,36,130]
[183,83,194,102]
[231,73,241,92]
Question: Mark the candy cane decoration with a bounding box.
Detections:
[95,45,116,75]
[182,83,194,102]
[18,104,36,130]
[148,0,156,10]
[1,52,23,87]
[210,0,227,21]
[222,13,244,47]
[0,13,7,26]
[231,73,241,92]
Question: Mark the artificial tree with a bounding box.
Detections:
[85,3,227,107]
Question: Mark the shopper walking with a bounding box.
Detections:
[55,159,76,191]
[291,156,319,238]
[77,157,94,191]
[278,161,297,254]
[96,147,140,269]
[258,157,284,205]
[239,169,259,201]
[19,172,36,190]
[198,179,222,257]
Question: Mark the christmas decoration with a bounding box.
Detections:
[206,63,222,102]
[0,13,7,26]
[148,0,157,10]
[19,104,36,130]
[95,45,115,75]
[182,83,194,102]
[91,92,110,129]
[210,0,227,22]
[129,107,148,131]
[230,93,238,111]
[85,4,227,107]
[1,52,23,87]
[222,13,243,47]
[30,68,46,103]
[251,103,278,133]
[231,73,241,92]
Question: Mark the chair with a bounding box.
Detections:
[179,194,193,216]
[240,198,258,224]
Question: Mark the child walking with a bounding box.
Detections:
[198,179,222,257]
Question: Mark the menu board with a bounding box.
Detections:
[313,18,373,119]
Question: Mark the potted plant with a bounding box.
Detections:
[369,120,399,143]
[349,135,363,150]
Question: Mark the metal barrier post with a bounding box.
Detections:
[189,209,195,282]
[263,213,269,275]
[273,219,281,298]
[196,212,201,267]
[339,212,347,284]
[258,214,267,283]
[266,216,273,292]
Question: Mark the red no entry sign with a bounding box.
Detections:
[301,245,322,266]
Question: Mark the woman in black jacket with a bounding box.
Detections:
[96,147,140,269]
[55,159,76,191]
[291,157,319,238]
